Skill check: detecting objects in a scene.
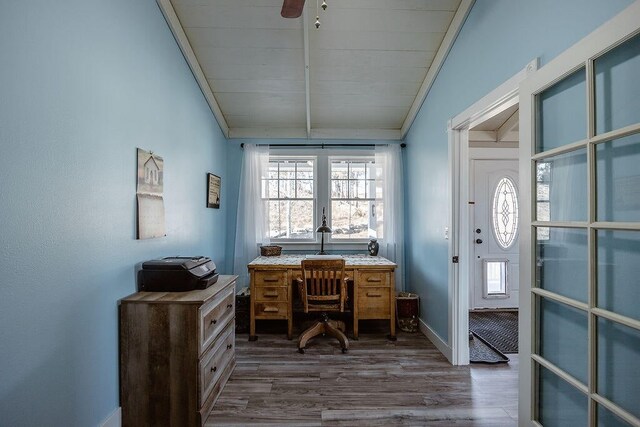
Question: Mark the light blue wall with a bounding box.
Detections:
[403,0,633,341]
[0,1,229,426]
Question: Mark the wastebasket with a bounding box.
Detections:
[396,292,420,332]
[235,287,250,333]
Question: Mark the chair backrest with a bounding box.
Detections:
[299,259,347,313]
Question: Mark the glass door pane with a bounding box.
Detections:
[535,150,588,222]
[536,68,587,153]
[537,365,588,427]
[596,133,640,222]
[597,318,640,420]
[538,297,588,384]
[597,230,640,321]
[595,33,640,134]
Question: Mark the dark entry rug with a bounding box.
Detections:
[469,332,509,364]
[469,310,518,354]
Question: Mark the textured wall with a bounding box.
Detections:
[403,0,633,341]
[0,1,228,425]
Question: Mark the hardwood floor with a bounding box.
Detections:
[206,326,518,426]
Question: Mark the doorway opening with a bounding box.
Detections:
[467,111,519,364]
[447,59,537,366]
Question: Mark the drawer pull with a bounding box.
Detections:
[210,318,217,325]
[263,278,280,282]
[211,366,217,373]
[263,307,279,313]
[366,292,382,297]
[226,303,233,309]
[264,292,279,298]
[366,277,382,282]
[227,344,233,350]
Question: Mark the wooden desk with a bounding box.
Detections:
[248,255,396,341]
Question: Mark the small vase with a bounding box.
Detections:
[367,239,379,256]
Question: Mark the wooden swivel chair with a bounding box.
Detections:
[295,259,349,354]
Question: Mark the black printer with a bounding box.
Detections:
[140,256,219,292]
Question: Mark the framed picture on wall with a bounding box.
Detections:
[207,173,221,209]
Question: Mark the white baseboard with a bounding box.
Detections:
[100,407,121,427]
[419,317,453,364]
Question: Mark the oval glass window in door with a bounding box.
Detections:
[492,177,519,249]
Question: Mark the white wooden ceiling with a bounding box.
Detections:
[161,0,471,139]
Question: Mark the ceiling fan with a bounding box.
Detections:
[281,0,327,27]
[281,0,305,18]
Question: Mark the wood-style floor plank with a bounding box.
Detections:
[206,331,518,426]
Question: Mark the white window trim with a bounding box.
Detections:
[267,147,376,250]
[327,155,376,244]
[265,155,317,243]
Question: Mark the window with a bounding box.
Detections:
[264,152,381,244]
[536,161,551,240]
[492,176,519,249]
[330,159,377,240]
[263,158,315,240]
[484,260,508,297]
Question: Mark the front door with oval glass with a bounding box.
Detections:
[472,160,519,309]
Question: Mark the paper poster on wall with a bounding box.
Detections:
[136,194,166,239]
[137,148,164,195]
[136,148,166,239]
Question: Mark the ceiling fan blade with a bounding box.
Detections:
[281,0,305,18]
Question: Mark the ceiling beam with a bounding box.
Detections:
[400,0,475,139]
[303,5,311,138]
[156,0,230,138]
[496,109,519,142]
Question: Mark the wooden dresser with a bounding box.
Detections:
[248,255,396,340]
[119,275,237,427]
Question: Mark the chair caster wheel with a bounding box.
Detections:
[298,348,305,354]
[341,347,348,354]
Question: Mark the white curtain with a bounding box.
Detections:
[375,144,405,292]
[233,144,270,287]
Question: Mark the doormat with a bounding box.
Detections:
[469,310,518,353]
[469,332,509,364]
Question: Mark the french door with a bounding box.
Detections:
[519,3,640,426]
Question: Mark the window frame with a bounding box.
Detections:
[266,147,377,250]
[264,155,317,243]
[327,155,377,243]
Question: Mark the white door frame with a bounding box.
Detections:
[447,59,538,366]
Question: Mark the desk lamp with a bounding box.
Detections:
[316,207,332,255]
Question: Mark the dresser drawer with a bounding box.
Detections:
[199,322,235,407]
[254,270,287,287]
[200,285,235,354]
[254,286,288,302]
[358,286,391,319]
[254,301,289,319]
[358,270,390,287]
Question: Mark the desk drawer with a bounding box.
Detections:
[254,271,287,287]
[200,285,235,354]
[255,301,289,319]
[199,322,234,406]
[358,286,390,319]
[254,286,288,302]
[358,271,390,287]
